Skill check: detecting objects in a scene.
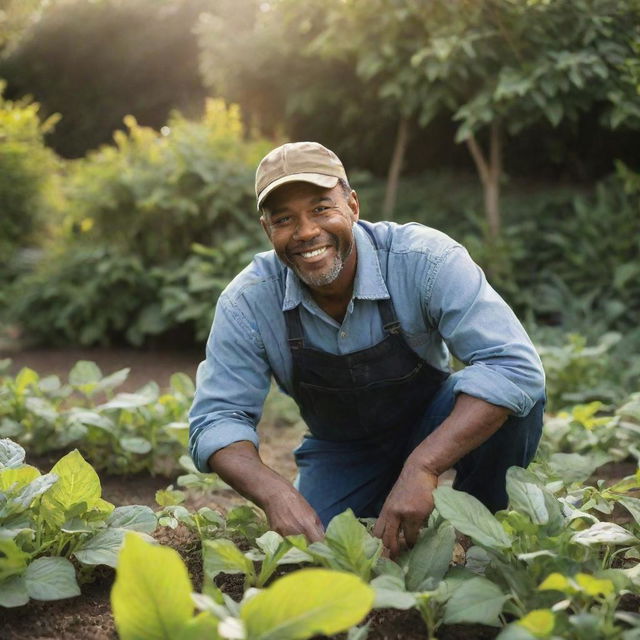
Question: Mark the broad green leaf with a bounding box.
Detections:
[99,382,160,410]
[517,609,555,636]
[69,361,103,395]
[0,539,30,581]
[256,531,285,557]
[241,568,374,640]
[403,519,455,590]
[538,573,571,593]
[25,557,81,601]
[0,419,22,438]
[548,453,610,484]
[74,528,125,567]
[95,368,130,393]
[433,487,512,549]
[170,372,195,396]
[506,467,548,525]
[69,360,103,386]
[66,409,114,431]
[15,368,38,393]
[38,375,62,393]
[0,574,29,607]
[320,509,382,581]
[618,497,640,526]
[571,522,637,546]
[203,539,254,579]
[106,505,157,532]
[112,533,194,640]
[370,575,416,609]
[443,576,507,626]
[119,437,152,454]
[0,439,25,469]
[0,465,40,491]
[575,573,614,597]
[15,472,58,508]
[41,450,102,526]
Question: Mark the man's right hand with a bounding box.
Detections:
[209,440,324,543]
[262,485,324,542]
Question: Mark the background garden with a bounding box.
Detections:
[1,0,640,639]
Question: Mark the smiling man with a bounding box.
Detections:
[189,141,545,556]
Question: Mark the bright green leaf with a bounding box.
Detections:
[241,568,374,640]
[111,532,194,640]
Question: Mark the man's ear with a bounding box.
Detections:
[260,214,272,240]
[348,190,360,222]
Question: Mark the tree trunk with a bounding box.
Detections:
[382,116,410,219]
[465,121,502,238]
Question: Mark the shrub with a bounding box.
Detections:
[62,99,271,264]
[0,81,59,271]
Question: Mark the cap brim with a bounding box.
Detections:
[257,173,340,210]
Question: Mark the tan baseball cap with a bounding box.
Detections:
[255,141,348,210]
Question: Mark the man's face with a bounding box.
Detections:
[260,181,359,292]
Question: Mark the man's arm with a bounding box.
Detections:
[374,244,545,556]
[190,294,323,539]
[209,441,324,541]
[373,393,509,557]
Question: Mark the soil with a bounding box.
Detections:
[0,348,635,639]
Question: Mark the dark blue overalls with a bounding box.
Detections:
[286,237,544,527]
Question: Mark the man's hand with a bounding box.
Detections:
[373,460,439,558]
[209,441,324,543]
[262,485,325,542]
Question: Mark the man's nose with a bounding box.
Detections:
[293,214,320,241]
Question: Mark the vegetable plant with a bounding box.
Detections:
[0,438,156,607]
[112,531,375,640]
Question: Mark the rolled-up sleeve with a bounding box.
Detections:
[427,246,545,416]
[188,295,271,472]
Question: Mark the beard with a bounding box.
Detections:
[288,230,355,289]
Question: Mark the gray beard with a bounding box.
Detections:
[296,254,345,288]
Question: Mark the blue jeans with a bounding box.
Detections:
[294,372,545,527]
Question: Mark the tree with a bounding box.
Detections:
[310,0,640,233]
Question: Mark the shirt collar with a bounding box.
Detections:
[282,222,389,311]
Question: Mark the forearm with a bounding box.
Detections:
[209,440,325,540]
[208,440,296,511]
[408,393,510,476]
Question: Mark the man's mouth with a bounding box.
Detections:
[298,246,329,259]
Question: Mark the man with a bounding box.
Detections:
[189,141,545,557]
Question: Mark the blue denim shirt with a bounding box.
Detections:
[189,220,545,472]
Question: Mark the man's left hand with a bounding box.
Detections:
[372,460,439,558]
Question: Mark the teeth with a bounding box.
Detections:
[300,247,327,258]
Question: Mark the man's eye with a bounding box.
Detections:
[272,216,290,226]
[313,206,329,213]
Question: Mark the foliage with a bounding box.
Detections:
[112,531,374,640]
[0,81,59,276]
[0,0,209,158]
[0,439,156,607]
[9,237,258,347]
[62,100,269,264]
[0,360,193,475]
[306,0,640,232]
[433,466,639,636]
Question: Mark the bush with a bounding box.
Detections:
[0,81,59,270]
[63,99,271,264]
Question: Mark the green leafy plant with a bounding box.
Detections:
[0,360,194,475]
[0,439,156,607]
[111,531,375,640]
[433,467,639,632]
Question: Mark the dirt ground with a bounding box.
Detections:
[0,348,630,639]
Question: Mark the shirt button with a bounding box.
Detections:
[340,331,347,338]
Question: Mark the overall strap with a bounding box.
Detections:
[284,308,305,350]
[359,223,402,336]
